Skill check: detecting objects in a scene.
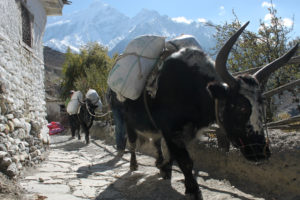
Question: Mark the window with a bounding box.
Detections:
[21,3,33,47]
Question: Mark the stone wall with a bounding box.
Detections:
[0,0,49,177]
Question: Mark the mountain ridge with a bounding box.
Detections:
[44,0,216,55]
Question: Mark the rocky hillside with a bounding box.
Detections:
[43,46,69,126]
[43,46,65,99]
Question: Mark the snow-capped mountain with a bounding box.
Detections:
[44,0,216,55]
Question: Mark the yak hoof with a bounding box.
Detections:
[130,160,138,171]
[159,162,172,179]
[116,150,125,157]
[160,168,172,179]
[186,191,203,200]
[155,157,164,168]
[130,164,138,171]
[85,136,90,144]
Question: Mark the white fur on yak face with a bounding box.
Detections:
[238,78,265,135]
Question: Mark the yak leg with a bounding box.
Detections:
[154,138,164,168]
[78,105,94,144]
[153,138,173,179]
[129,141,137,171]
[127,126,138,171]
[85,129,89,144]
[159,158,173,180]
[77,127,81,140]
[81,124,90,144]
[164,135,202,200]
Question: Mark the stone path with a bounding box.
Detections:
[20,135,265,200]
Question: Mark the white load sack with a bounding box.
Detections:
[107,35,165,100]
[86,89,102,111]
[167,34,201,49]
[67,91,83,115]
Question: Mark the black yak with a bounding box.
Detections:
[108,22,298,199]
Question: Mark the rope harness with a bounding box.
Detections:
[143,88,159,130]
[261,100,271,156]
[141,44,179,130]
[84,101,112,118]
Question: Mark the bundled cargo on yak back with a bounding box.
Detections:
[167,34,202,49]
[107,35,165,100]
[67,91,83,115]
[86,89,102,111]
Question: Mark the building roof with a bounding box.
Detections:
[62,0,72,5]
[41,0,71,16]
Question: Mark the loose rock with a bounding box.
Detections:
[1,157,12,167]
[6,162,18,177]
[0,150,8,158]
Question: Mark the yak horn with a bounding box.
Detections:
[215,21,250,88]
[254,44,299,83]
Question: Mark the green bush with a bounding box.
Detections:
[61,42,117,102]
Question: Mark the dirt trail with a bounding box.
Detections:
[14,135,269,200]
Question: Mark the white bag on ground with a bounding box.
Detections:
[86,89,102,111]
[167,34,202,49]
[107,35,165,100]
[67,91,83,115]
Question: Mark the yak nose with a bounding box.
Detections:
[242,141,271,162]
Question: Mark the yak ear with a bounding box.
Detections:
[207,82,229,100]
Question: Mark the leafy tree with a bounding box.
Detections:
[288,37,300,80]
[61,42,117,101]
[209,3,299,121]
[210,6,299,90]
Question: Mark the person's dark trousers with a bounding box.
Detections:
[112,108,126,151]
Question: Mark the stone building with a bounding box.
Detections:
[0,0,69,177]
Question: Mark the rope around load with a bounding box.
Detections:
[113,52,162,86]
[115,52,160,62]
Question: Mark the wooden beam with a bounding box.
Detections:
[268,124,300,130]
[287,55,300,65]
[232,56,300,76]
[263,79,300,98]
[267,115,300,127]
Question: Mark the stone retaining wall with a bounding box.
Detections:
[0,0,50,177]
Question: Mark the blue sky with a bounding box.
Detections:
[61,0,300,38]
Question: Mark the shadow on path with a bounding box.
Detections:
[96,170,261,200]
[96,172,186,200]
[50,135,87,151]
[76,156,125,178]
[75,140,159,179]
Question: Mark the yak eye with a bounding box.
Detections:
[240,107,247,112]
